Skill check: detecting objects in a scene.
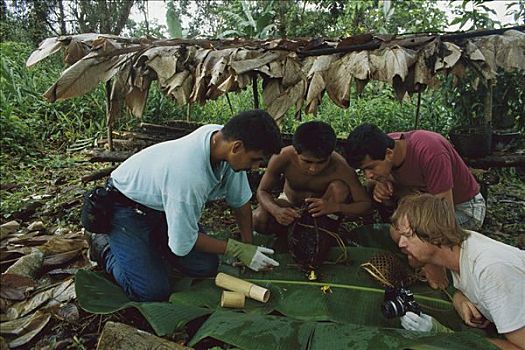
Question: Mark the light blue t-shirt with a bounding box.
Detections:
[111,125,252,256]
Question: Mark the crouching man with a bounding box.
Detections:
[391,194,524,350]
[86,110,283,301]
[253,121,371,236]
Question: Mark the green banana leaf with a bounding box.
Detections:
[170,246,462,330]
[190,311,498,350]
[75,224,496,349]
[75,269,211,336]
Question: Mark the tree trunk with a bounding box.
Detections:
[75,0,135,35]
[111,0,135,35]
[57,0,67,34]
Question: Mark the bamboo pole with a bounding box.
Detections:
[215,273,270,303]
[220,291,245,308]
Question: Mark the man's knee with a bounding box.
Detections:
[253,205,269,233]
[325,180,350,202]
[124,273,172,302]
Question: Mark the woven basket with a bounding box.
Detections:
[360,252,420,288]
[288,208,341,271]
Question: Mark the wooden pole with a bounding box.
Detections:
[186,103,192,121]
[252,75,259,109]
[105,81,113,152]
[414,91,422,129]
[225,93,234,114]
[484,79,493,127]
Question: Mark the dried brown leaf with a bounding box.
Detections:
[43,38,131,102]
[230,51,280,74]
[434,42,461,72]
[3,249,43,280]
[282,56,303,87]
[370,46,416,83]
[0,274,35,301]
[1,311,51,348]
[26,37,62,68]
[6,279,75,320]
[64,39,89,65]
[305,72,325,115]
[267,80,306,122]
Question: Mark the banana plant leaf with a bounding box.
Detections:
[171,246,463,330]
[190,311,498,350]
[75,269,211,336]
[75,224,496,348]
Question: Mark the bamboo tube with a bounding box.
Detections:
[220,291,246,308]
[215,272,270,303]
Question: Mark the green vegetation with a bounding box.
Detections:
[1,0,523,219]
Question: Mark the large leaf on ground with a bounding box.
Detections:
[190,311,497,350]
[75,269,211,336]
[210,246,462,330]
[76,225,491,347]
[190,310,314,350]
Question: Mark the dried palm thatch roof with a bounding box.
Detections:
[27,27,525,124]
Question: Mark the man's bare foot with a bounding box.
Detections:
[422,263,449,289]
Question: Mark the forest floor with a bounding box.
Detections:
[0,150,524,349]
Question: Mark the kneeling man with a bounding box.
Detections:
[392,194,524,350]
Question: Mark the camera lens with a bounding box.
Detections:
[381,299,406,319]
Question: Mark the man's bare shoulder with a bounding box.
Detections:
[267,146,294,170]
[331,151,355,171]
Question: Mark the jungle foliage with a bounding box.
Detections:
[1,0,523,159]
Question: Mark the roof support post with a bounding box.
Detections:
[105,80,113,152]
[414,90,422,129]
[252,75,259,109]
[484,79,493,127]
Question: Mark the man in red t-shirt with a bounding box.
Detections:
[344,123,486,288]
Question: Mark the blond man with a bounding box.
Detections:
[391,194,525,350]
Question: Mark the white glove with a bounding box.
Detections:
[401,312,453,333]
[248,246,279,271]
[225,239,279,272]
[401,312,433,331]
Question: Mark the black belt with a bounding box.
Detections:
[106,179,160,214]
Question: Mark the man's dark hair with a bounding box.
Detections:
[222,109,282,156]
[344,123,395,168]
[293,121,336,159]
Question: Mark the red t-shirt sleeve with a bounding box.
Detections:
[422,153,453,194]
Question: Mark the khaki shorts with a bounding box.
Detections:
[455,193,486,230]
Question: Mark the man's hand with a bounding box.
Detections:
[401,312,453,333]
[225,239,279,272]
[372,181,394,203]
[401,312,433,331]
[453,292,490,328]
[305,197,337,217]
[272,207,301,226]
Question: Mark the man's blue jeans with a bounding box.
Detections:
[101,202,219,301]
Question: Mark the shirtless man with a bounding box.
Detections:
[253,121,371,235]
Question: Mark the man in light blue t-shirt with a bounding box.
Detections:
[86,110,282,301]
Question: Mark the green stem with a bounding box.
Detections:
[246,278,452,306]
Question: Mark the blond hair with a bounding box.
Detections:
[391,194,469,247]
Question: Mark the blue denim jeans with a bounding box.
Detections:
[455,192,486,231]
[102,202,219,301]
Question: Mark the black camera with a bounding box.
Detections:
[381,286,421,319]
